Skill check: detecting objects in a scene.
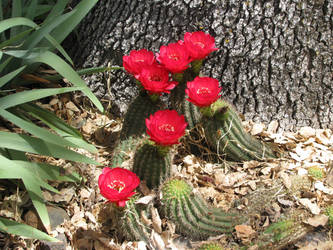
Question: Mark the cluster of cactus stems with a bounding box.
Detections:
[160,179,242,240]
[109,34,282,244]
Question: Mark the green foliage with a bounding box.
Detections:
[325,206,333,226]
[263,220,294,242]
[0,0,99,241]
[198,242,224,250]
[160,179,239,240]
[308,166,325,180]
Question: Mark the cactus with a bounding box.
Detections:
[198,242,224,250]
[119,196,152,242]
[111,136,145,166]
[325,206,333,226]
[160,179,241,240]
[307,166,325,180]
[132,143,172,189]
[170,69,202,129]
[202,100,277,161]
[120,92,160,140]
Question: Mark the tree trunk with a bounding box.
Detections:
[65,0,333,131]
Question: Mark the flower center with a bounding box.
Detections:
[108,180,125,192]
[194,41,205,48]
[135,58,145,62]
[197,87,211,95]
[169,53,180,61]
[158,123,175,132]
[149,75,162,81]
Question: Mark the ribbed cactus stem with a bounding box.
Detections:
[198,242,223,250]
[119,196,151,242]
[161,179,240,240]
[120,92,160,140]
[203,100,277,161]
[111,136,144,166]
[132,143,172,189]
[191,59,203,76]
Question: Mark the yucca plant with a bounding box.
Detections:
[0,0,102,242]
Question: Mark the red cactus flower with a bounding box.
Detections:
[156,41,191,73]
[185,77,222,107]
[184,31,218,60]
[138,64,178,94]
[98,167,140,207]
[123,49,156,78]
[146,110,188,146]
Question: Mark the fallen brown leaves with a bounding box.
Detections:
[1,96,333,249]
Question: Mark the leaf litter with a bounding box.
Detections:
[0,96,333,249]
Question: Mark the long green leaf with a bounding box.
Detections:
[0,131,99,165]
[0,66,26,88]
[28,51,103,112]
[13,160,81,183]
[0,217,58,242]
[20,103,98,153]
[0,17,37,34]
[0,87,81,109]
[44,66,124,81]
[51,0,98,44]
[21,103,82,137]
[0,29,33,49]
[44,0,69,24]
[0,109,81,149]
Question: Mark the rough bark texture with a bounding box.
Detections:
[66,0,333,131]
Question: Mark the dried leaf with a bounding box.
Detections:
[299,198,321,215]
[303,214,328,227]
[250,123,265,135]
[235,225,256,243]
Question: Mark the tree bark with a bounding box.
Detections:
[66,0,333,131]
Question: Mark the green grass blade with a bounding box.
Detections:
[20,103,98,153]
[50,0,98,44]
[23,11,74,51]
[44,0,69,23]
[10,0,23,37]
[21,103,81,137]
[44,34,73,65]
[0,17,37,34]
[43,66,124,81]
[0,65,26,88]
[0,217,58,242]
[15,160,81,183]
[28,51,103,112]
[0,29,33,49]
[0,87,82,109]
[25,0,39,20]
[0,109,81,149]
[0,131,99,165]
[0,57,13,73]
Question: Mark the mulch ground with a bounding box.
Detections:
[0,94,332,249]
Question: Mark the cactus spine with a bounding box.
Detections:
[203,100,277,161]
[132,143,172,189]
[119,196,151,242]
[160,179,240,240]
[111,136,144,166]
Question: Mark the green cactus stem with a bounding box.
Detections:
[111,136,145,166]
[120,92,160,140]
[132,143,172,189]
[160,179,241,240]
[170,72,202,130]
[203,100,277,161]
[119,196,152,242]
[197,242,223,250]
[191,59,203,76]
[325,206,333,226]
